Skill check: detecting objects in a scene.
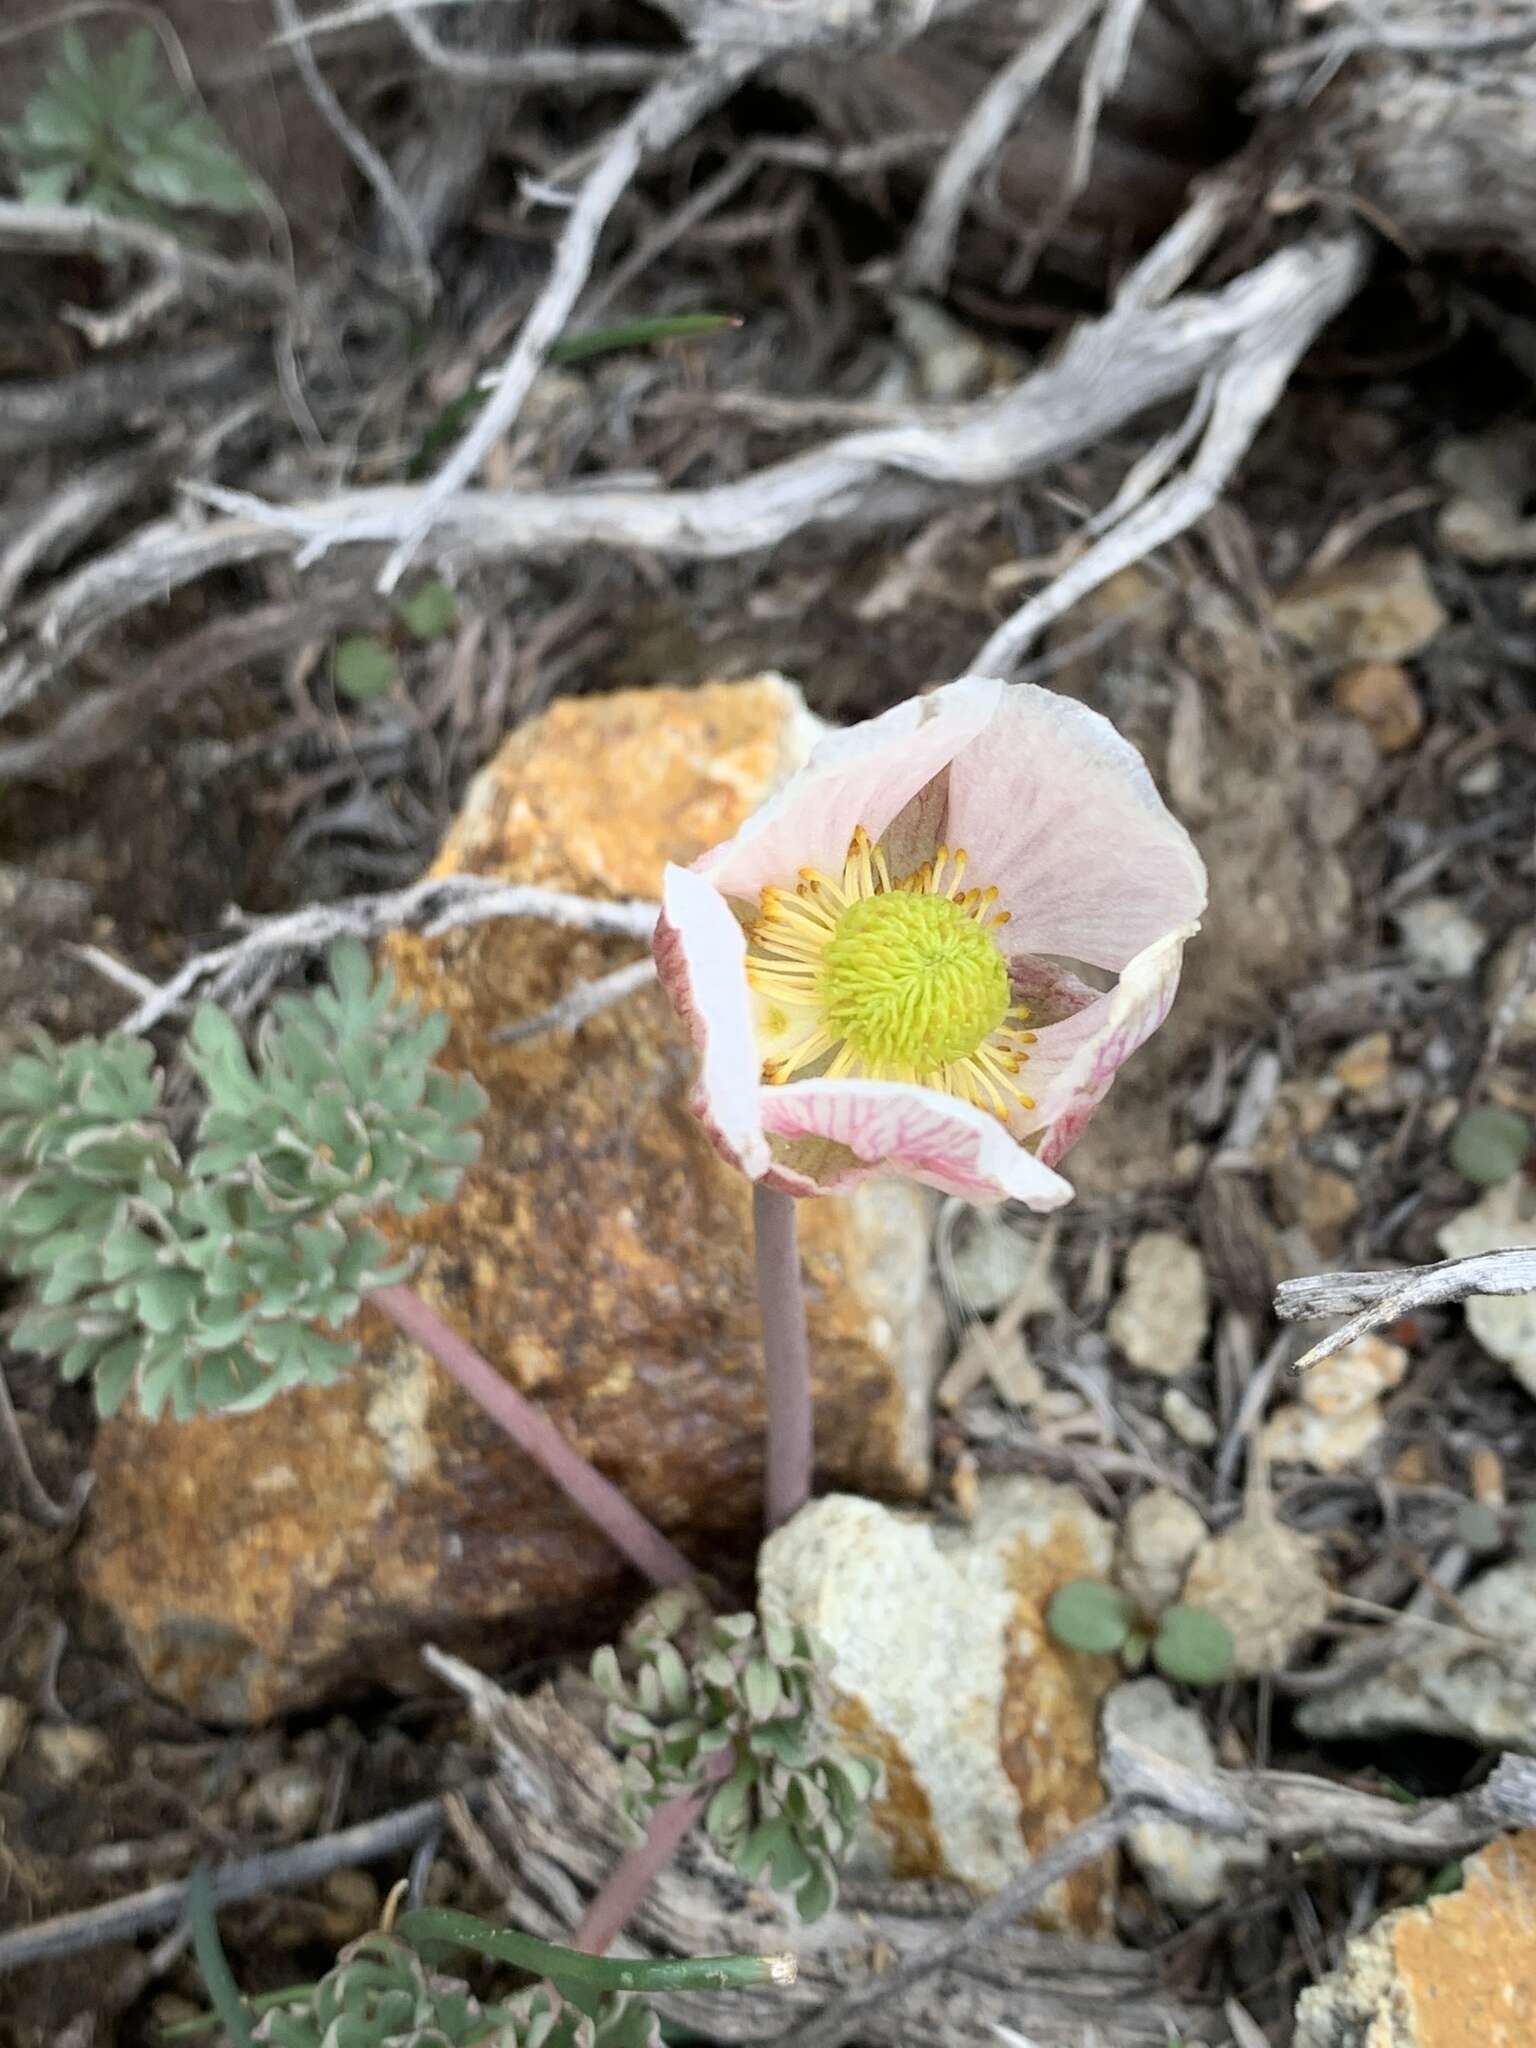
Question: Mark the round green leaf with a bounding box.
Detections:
[395,579,458,641]
[1045,1579,1132,1656]
[1448,1106,1532,1187]
[334,634,399,701]
[1152,1603,1235,1687]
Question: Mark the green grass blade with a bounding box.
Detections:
[393,1908,794,1993]
[185,1868,258,2048]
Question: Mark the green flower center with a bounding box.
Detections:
[817,891,1010,1074]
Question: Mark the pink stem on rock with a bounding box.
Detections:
[572,1788,707,1955]
[369,1283,695,1591]
[573,1749,734,1954]
[751,1183,813,1530]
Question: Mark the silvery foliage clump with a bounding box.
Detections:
[253,1932,516,2048]
[592,1590,880,1923]
[2,27,261,219]
[0,943,485,1422]
[252,1931,657,2048]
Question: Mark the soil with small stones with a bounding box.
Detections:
[5,26,1536,2048]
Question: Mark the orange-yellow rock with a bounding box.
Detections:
[81,679,943,1721]
[1295,1833,1536,2047]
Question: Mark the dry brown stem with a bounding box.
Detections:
[1276,1251,1536,1372]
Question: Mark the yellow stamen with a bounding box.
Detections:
[742,825,1036,1122]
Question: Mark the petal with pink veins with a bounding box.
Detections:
[696,675,1001,903]
[945,684,1207,971]
[759,1078,1076,1208]
[1017,926,1197,1168]
[654,864,770,1180]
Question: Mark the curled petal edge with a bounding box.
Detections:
[758,1078,1076,1208]
[1022,924,1198,1169]
[654,864,771,1180]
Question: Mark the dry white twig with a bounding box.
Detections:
[1112,172,1243,311]
[1065,0,1148,202]
[772,1807,1146,2048]
[1276,1250,1536,1372]
[492,957,658,1047]
[1100,1729,1536,1852]
[0,445,167,612]
[971,228,1367,674]
[363,46,759,591]
[0,201,291,344]
[901,0,1102,293]
[272,0,436,310]
[5,230,1363,721]
[384,3,667,88]
[1080,368,1216,539]
[110,879,658,1033]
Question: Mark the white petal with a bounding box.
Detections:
[696,676,1001,902]
[946,684,1207,971]
[654,864,771,1179]
[760,1078,1075,1208]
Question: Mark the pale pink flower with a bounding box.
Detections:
[654,677,1206,1206]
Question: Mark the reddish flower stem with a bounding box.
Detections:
[369,1283,695,1591]
[572,1789,707,1955]
[572,1749,734,1954]
[751,1183,813,1529]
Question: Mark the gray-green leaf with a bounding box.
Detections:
[1045,1579,1133,1656]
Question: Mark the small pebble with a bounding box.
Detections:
[1395,896,1489,979]
[1103,1679,1266,1912]
[1272,1160,1360,1241]
[892,294,995,401]
[1118,1488,1208,1616]
[319,1868,382,1943]
[1271,547,1447,664]
[1181,1515,1330,1677]
[1470,1445,1506,1505]
[244,1762,326,1838]
[1392,1443,1432,1486]
[1299,1334,1408,1418]
[1438,1177,1536,1399]
[1331,661,1424,752]
[1162,1388,1218,1449]
[30,1723,113,1783]
[1108,1232,1210,1378]
[1331,1030,1393,1096]
[1458,755,1503,797]
[1262,1400,1386,1474]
